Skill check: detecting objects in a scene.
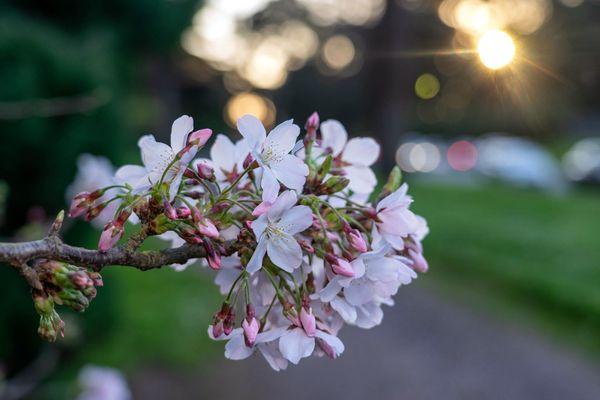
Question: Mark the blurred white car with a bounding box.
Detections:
[475,135,568,193]
[562,138,600,183]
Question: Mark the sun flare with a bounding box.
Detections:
[477,30,516,70]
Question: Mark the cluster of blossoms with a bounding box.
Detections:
[67,112,429,370]
[32,260,103,341]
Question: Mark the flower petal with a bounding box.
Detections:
[258,343,288,371]
[114,165,148,189]
[210,134,237,173]
[342,137,380,166]
[330,297,357,324]
[271,154,309,191]
[256,327,287,343]
[260,167,280,204]
[279,327,315,364]
[267,234,303,272]
[344,165,377,194]
[237,114,266,150]
[314,330,345,357]
[264,119,299,156]
[277,205,312,235]
[224,334,254,360]
[138,135,174,179]
[170,115,194,153]
[251,214,269,238]
[376,183,409,212]
[266,190,297,221]
[320,120,348,156]
[344,277,375,306]
[246,236,268,274]
[365,256,403,283]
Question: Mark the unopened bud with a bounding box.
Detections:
[69,190,102,218]
[380,166,402,200]
[305,111,320,132]
[193,209,219,239]
[300,307,317,337]
[204,241,221,270]
[242,315,260,347]
[223,309,235,336]
[252,201,272,217]
[326,254,355,278]
[317,176,349,195]
[163,198,178,220]
[243,153,255,170]
[183,168,198,180]
[407,245,428,273]
[176,207,191,219]
[317,337,338,359]
[196,162,215,181]
[188,128,213,147]
[98,221,124,252]
[299,239,315,254]
[343,222,367,253]
[85,203,107,221]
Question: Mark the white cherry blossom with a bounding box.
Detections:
[375,183,420,250]
[209,327,289,371]
[115,115,200,200]
[247,190,312,274]
[278,323,344,364]
[237,115,308,202]
[319,119,380,194]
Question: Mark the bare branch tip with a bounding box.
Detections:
[48,210,65,237]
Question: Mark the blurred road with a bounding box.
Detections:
[131,285,600,400]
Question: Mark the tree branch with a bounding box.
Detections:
[0,235,233,272]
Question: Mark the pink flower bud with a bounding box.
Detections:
[299,239,314,254]
[176,207,191,219]
[300,307,317,337]
[69,192,93,218]
[188,128,213,147]
[243,153,254,170]
[204,241,221,270]
[196,162,215,180]
[89,272,103,287]
[163,198,178,220]
[252,201,272,217]
[304,111,320,131]
[327,255,355,278]
[242,317,260,347]
[317,337,338,359]
[408,248,428,273]
[191,208,219,239]
[343,223,367,253]
[212,321,224,338]
[71,271,91,289]
[85,203,107,221]
[98,221,124,252]
[224,309,235,336]
[198,217,219,239]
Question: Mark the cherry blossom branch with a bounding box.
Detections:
[0,211,235,275]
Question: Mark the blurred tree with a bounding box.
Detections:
[0,0,199,384]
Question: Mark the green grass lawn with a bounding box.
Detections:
[410,182,600,354]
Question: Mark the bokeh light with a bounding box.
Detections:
[477,30,516,69]
[447,140,478,171]
[322,35,356,71]
[410,143,441,172]
[415,73,441,100]
[225,92,276,127]
[396,141,441,173]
